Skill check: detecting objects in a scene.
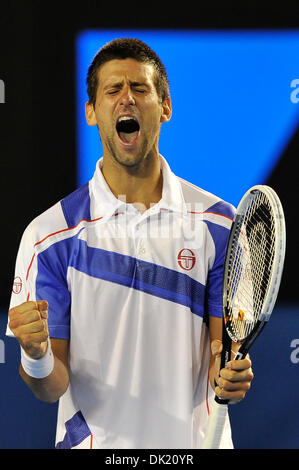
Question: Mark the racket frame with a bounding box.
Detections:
[224,185,285,349]
[202,185,286,447]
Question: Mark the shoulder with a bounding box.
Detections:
[21,182,91,247]
[21,201,67,249]
[178,176,235,221]
[60,181,91,228]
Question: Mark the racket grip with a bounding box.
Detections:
[201,400,228,449]
[234,351,244,360]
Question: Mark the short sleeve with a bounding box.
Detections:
[35,240,71,339]
[205,222,232,318]
[7,210,71,340]
[7,228,34,336]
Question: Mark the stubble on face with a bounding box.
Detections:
[104,129,151,170]
[94,59,163,173]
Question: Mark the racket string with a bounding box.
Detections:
[225,191,276,341]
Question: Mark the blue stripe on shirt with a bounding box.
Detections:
[70,239,205,317]
[204,200,235,220]
[36,235,207,339]
[60,182,91,228]
[55,411,91,449]
[204,220,230,317]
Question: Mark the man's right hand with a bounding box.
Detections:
[8,300,49,359]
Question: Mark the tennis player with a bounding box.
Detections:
[7,38,253,449]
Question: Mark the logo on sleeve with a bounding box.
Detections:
[13,276,23,294]
[177,249,196,270]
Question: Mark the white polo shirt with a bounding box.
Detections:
[7,155,234,449]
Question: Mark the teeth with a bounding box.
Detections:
[118,116,137,123]
[116,115,140,137]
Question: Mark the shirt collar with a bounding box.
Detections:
[90,155,187,220]
[158,155,187,214]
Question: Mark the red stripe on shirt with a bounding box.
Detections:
[26,216,103,286]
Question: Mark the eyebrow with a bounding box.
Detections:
[129,81,149,87]
[104,80,150,90]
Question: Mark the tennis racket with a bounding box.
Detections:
[202,185,286,449]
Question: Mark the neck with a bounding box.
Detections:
[101,152,163,213]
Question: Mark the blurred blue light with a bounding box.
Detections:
[76,30,299,206]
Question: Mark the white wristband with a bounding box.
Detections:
[21,338,54,378]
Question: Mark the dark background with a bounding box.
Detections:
[0,1,298,450]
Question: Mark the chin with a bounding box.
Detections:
[116,154,145,169]
[112,143,150,169]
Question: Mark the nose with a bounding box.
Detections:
[120,85,135,106]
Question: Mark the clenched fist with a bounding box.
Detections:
[9,300,49,359]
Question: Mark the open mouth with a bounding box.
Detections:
[116,116,140,145]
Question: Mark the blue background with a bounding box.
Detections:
[76,30,299,206]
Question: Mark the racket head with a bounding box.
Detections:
[222,185,286,344]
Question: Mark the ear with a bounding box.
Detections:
[85,101,97,126]
[160,97,172,123]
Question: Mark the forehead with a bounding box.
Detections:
[97,58,156,86]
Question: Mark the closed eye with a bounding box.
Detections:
[105,82,149,95]
[108,87,146,95]
[131,82,148,93]
[107,89,120,95]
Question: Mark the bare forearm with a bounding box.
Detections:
[19,355,69,403]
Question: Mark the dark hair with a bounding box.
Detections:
[86,38,170,106]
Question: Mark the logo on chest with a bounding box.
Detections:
[177,248,196,271]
